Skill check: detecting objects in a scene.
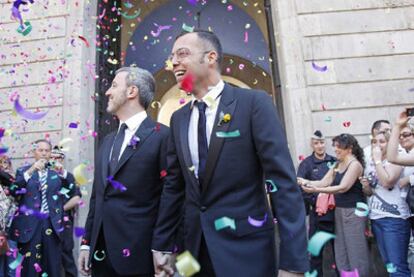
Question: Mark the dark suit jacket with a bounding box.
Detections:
[152,84,308,276]
[83,117,169,276]
[10,165,76,243]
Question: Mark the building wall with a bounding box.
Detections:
[0,0,97,254]
[271,0,414,161]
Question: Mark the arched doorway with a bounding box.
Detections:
[95,0,282,142]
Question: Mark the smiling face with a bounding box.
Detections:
[333,142,352,162]
[399,126,414,151]
[169,32,215,88]
[105,71,129,115]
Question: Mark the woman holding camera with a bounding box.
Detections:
[361,131,411,276]
[298,134,369,276]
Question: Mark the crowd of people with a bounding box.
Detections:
[0,29,413,277]
[297,113,414,277]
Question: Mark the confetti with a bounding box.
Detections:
[107,176,127,192]
[0,147,9,155]
[93,250,106,261]
[179,98,186,105]
[68,122,78,128]
[8,252,23,270]
[182,23,194,33]
[73,163,88,185]
[308,231,336,256]
[151,101,162,109]
[305,270,318,277]
[150,24,172,37]
[340,269,359,277]
[45,229,53,235]
[165,59,173,71]
[299,155,305,161]
[386,263,397,273]
[14,96,48,120]
[265,179,278,193]
[74,227,86,237]
[247,213,268,227]
[354,202,369,217]
[327,161,336,169]
[0,128,5,138]
[16,21,32,36]
[175,250,200,277]
[58,137,73,152]
[324,116,332,122]
[33,263,42,273]
[107,58,119,65]
[311,62,328,72]
[180,73,194,93]
[78,35,90,48]
[342,121,351,127]
[122,249,131,257]
[187,0,197,5]
[214,216,236,231]
[216,130,240,138]
[120,9,141,20]
[160,170,167,178]
[244,31,248,43]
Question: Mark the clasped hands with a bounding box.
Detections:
[153,251,176,277]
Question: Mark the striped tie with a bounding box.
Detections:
[39,171,49,214]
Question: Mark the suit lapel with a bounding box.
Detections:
[179,104,199,188]
[101,133,115,188]
[111,117,155,177]
[202,84,237,194]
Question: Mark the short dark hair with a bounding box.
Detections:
[176,29,223,68]
[33,139,52,150]
[371,120,390,135]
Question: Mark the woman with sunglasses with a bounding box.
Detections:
[388,111,414,166]
[298,134,370,276]
[361,132,411,277]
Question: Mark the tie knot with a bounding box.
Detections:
[195,101,207,113]
[119,123,127,133]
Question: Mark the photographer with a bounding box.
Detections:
[9,139,77,277]
[361,131,411,276]
[388,110,414,166]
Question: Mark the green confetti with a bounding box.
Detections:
[120,9,141,19]
[305,270,318,277]
[354,202,369,217]
[8,253,23,270]
[386,263,397,273]
[265,179,277,193]
[308,231,336,256]
[214,216,236,231]
[216,130,240,138]
[182,23,194,32]
[17,21,32,36]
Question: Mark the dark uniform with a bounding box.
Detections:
[61,172,81,277]
[297,152,337,276]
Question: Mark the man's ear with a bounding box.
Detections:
[207,51,218,65]
[128,86,139,99]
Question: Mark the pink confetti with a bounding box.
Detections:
[33,263,42,273]
[340,269,359,277]
[122,249,131,257]
[179,98,186,105]
[244,31,248,43]
[343,121,351,128]
[239,64,245,70]
[227,5,233,11]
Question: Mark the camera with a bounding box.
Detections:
[406,107,414,117]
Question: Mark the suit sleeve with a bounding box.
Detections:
[152,113,186,252]
[251,92,309,272]
[9,167,28,197]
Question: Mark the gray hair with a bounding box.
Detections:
[115,66,155,110]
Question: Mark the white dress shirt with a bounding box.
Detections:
[188,80,224,178]
[110,111,147,161]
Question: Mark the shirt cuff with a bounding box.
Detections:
[23,171,32,182]
[151,249,173,254]
[80,245,90,251]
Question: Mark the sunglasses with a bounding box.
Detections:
[399,132,414,139]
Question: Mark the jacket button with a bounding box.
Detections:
[200,206,207,212]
